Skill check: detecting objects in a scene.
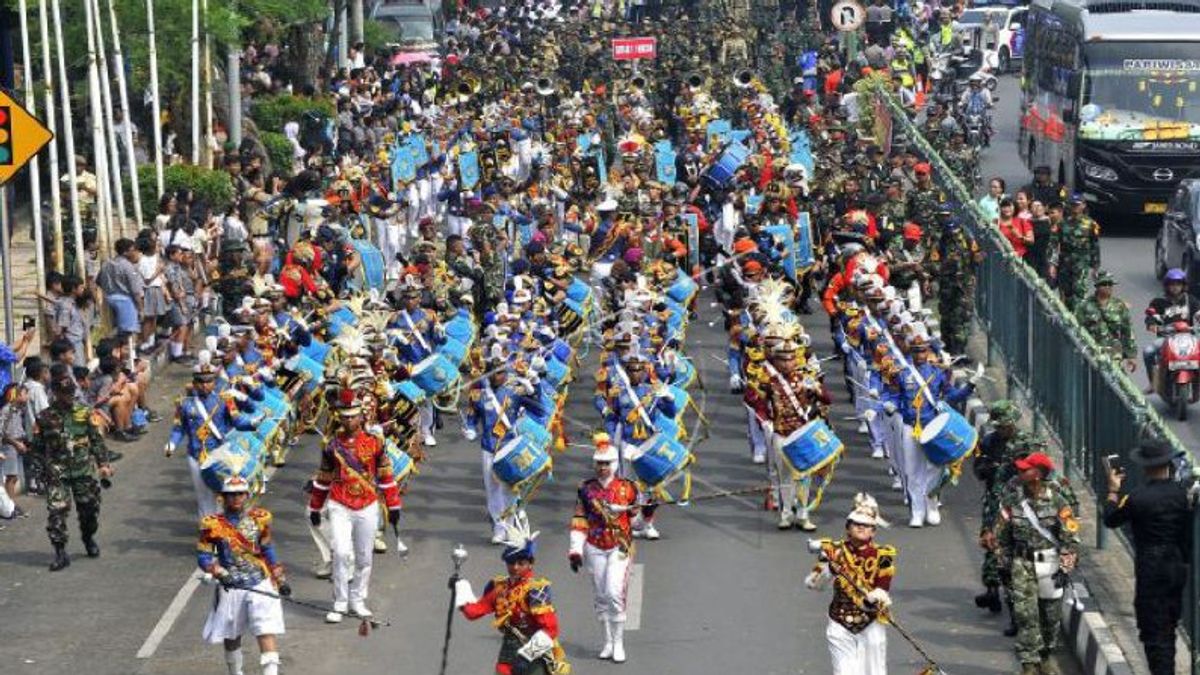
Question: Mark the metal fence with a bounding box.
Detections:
[865,82,1200,671]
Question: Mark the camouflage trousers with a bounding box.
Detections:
[1011,558,1062,664]
[937,289,975,356]
[46,476,101,546]
[981,548,1002,587]
[1058,273,1089,312]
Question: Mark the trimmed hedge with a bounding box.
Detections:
[250,94,335,133]
[137,164,235,221]
[259,131,295,176]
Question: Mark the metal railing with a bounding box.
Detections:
[864,81,1199,672]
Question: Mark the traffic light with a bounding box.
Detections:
[0,106,11,165]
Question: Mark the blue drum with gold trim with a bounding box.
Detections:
[492,435,551,487]
[778,419,843,475]
[629,433,690,487]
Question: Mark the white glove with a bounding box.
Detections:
[463,428,478,442]
[530,355,547,372]
[729,374,743,390]
[657,385,674,401]
[224,389,249,402]
[882,401,897,415]
[367,423,384,436]
[164,442,176,458]
[805,565,831,590]
[258,367,275,382]
[840,341,852,355]
[866,588,892,610]
[453,578,477,608]
[517,630,554,661]
[863,409,877,423]
[968,363,984,386]
[868,388,880,399]
[515,378,536,395]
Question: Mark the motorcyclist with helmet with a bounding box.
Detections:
[959,74,993,146]
[1142,268,1200,388]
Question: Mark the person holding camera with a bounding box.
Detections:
[1103,440,1193,675]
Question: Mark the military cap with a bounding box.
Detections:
[988,400,1020,425]
[1094,270,1116,287]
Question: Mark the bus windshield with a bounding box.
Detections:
[1080,42,1200,140]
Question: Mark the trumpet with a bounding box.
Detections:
[733,69,755,89]
[685,71,705,89]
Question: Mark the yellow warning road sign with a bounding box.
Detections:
[0,90,54,186]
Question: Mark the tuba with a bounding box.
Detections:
[535,75,557,97]
[733,69,756,89]
[685,71,705,89]
[630,74,648,91]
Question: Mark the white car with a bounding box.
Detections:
[956,5,1027,73]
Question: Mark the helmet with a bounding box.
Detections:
[1165,268,1187,284]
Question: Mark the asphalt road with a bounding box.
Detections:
[0,285,1082,675]
[979,76,1200,449]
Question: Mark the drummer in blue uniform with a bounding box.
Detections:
[165,364,262,519]
[464,353,546,544]
[606,350,677,541]
[887,334,977,528]
[393,280,442,448]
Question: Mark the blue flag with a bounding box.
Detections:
[408,133,430,167]
[392,142,417,187]
[706,119,732,149]
[789,128,815,178]
[654,140,677,184]
[796,212,815,271]
[458,147,481,191]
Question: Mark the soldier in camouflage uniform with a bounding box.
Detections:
[1075,271,1137,372]
[33,377,113,571]
[996,449,1080,675]
[942,130,979,192]
[469,219,508,315]
[884,222,929,305]
[972,402,1031,618]
[904,163,941,234]
[1050,196,1101,311]
[931,210,981,356]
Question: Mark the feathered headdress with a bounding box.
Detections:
[498,511,539,563]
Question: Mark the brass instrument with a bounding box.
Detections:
[685,71,705,89]
[535,76,556,97]
[630,74,648,90]
[733,69,755,89]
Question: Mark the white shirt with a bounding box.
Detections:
[138,253,164,288]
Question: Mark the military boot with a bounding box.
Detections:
[974,585,1002,613]
[83,536,100,558]
[1019,662,1040,675]
[1039,656,1061,675]
[1003,599,1019,637]
[49,544,71,572]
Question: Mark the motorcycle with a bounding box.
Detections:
[1150,318,1200,421]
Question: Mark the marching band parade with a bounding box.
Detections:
[11,0,1178,672]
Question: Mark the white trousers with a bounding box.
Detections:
[308,503,334,566]
[378,220,404,273]
[586,542,632,621]
[481,451,511,523]
[419,401,435,438]
[900,424,942,519]
[885,413,906,480]
[746,408,767,462]
[866,407,888,454]
[188,455,219,520]
[328,500,379,605]
[827,620,887,675]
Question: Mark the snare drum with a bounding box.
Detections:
[516,416,553,450]
[437,337,469,366]
[666,272,698,304]
[384,438,415,482]
[566,277,592,304]
[411,353,460,395]
[918,403,978,466]
[200,432,265,492]
[444,310,477,345]
[703,141,751,189]
[492,435,552,487]
[627,433,691,487]
[778,419,844,475]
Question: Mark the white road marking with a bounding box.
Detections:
[137,465,281,658]
[136,570,203,658]
[625,563,644,631]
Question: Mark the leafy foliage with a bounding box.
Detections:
[249,93,335,132]
[258,130,293,175]
[137,163,234,218]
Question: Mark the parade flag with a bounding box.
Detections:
[730,128,752,144]
[745,194,764,216]
[706,119,732,149]
[796,212,815,271]
[408,133,430,167]
[458,147,481,190]
[654,140,677,184]
[765,223,797,281]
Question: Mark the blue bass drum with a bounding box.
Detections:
[384,438,415,482]
[566,277,592,304]
[666,271,698,304]
[444,310,477,346]
[703,140,751,189]
[411,353,459,395]
[350,239,385,292]
[294,354,327,398]
[492,435,552,488]
[437,337,469,366]
[778,419,844,475]
[302,338,332,364]
[516,415,553,450]
[327,306,358,338]
[255,390,291,442]
[918,403,979,466]
[543,356,571,387]
[670,357,697,388]
[629,433,691,487]
[199,432,264,492]
[394,379,427,405]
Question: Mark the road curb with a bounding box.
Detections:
[1062,584,1136,675]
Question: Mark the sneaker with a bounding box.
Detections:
[350,601,373,618]
[642,523,660,540]
[326,602,347,623]
[856,420,869,434]
[396,538,409,555]
[131,425,148,436]
[423,434,437,447]
[12,506,28,519]
[373,534,388,553]
[890,476,903,491]
[870,447,885,459]
[314,560,332,579]
[146,409,162,423]
[751,454,766,465]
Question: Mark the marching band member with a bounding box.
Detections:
[456,514,568,675]
[197,476,288,675]
[569,432,640,663]
[806,493,896,675]
[307,391,402,622]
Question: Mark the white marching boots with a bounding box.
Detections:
[598,619,614,659]
[611,619,627,663]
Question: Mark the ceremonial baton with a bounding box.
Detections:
[206,578,391,634]
[438,544,468,675]
[807,539,947,673]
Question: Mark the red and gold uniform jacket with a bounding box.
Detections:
[813,539,897,633]
[764,363,831,437]
[572,477,640,552]
[461,569,562,675]
[308,431,401,512]
[196,507,284,588]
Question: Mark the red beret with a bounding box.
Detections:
[1015,452,1054,473]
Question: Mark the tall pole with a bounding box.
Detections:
[202,0,214,168]
[51,0,85,276]
[85,0,113,256]
[191,0,200,165]
[350,0,363,45]
[17,0,46,299]
[91,0,128,237]
[107,0,143,229]
[228,45,241,148]
[339,1,349,69]
[0,190,14,345]
[37,0,64,274]
[147,0,164,197]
